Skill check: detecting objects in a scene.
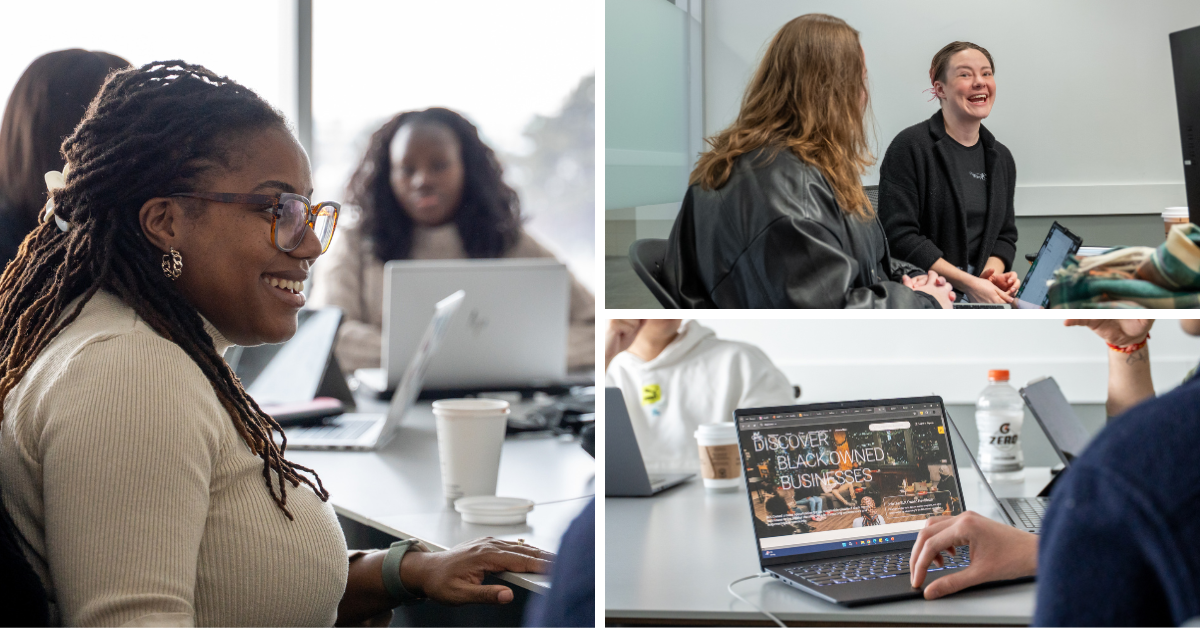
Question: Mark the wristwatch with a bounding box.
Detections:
[382,538,429,606]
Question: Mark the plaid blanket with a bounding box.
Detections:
[1047,224,1200,308]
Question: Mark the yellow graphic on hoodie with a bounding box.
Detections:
[641,384,662,406]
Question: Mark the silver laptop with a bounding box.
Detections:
[1020,376,1092,465]
[368,259,568,392]
[284,291,464,451]
[943,410,1042,533]
[604,387,692,496]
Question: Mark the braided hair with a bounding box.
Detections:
[0,61,328,623]
[346,107,522,262]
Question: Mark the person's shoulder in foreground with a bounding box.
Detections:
[1035,375,1200,626]
[525,499,594,627]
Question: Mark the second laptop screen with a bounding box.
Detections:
[738,402,964,559]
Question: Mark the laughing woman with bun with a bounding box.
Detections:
[878,42,1020,305]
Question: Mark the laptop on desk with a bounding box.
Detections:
[229,307,356,422]
[605,387,693,496]
[734,397,1032,606]
[943,411,1044,534]
[1020,376,1092,467]
[943,377,1089,535]
[358,259,571,396]
[1013,221,1083,309]
[283,291,464,451]
[953,221,1083,310]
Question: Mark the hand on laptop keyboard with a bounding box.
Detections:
[788,549,969,587]
[910,511,1039,599]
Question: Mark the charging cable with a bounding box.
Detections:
[728,573,786,628]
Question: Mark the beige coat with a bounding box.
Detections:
[309,221,595,373]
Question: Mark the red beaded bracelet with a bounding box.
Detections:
[1108,333,1149,354]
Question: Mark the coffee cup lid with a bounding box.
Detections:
[432,398,511,417]
[454,496,535,526]
[695,422,737,438]
[1164,207,1189,218]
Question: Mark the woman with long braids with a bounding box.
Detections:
[309,107,595,374]
[0,62,549,626]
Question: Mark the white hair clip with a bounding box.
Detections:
[42,165,72,232]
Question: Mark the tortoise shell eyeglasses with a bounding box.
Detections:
[169,192,340,254]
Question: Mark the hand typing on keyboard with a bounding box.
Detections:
[909,511,1039,600]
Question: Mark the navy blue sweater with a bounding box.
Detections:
[525,499,594,627]
[1035,377,1200,626]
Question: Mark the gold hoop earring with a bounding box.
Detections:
[162,247,183,281]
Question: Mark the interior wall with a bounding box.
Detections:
[704,0,1200,217]
[605,0,690,209]
[695,318,1199,404]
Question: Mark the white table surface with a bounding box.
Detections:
[606,466,1052,625]
[288,399,595,592]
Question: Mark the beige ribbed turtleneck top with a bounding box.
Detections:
[0,291,349,626]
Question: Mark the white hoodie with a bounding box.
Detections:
[605,321,795,471]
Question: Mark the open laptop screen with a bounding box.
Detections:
[1016,222,1083,308]
[736,399,964,563]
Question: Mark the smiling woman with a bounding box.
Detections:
[309,107,595,373]
[0,61,549,627]
[877,41,1022,306]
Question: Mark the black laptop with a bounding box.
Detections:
[953,221,1083,310]
[734,396,1031,606]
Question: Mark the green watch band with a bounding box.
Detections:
[382,539,425,606]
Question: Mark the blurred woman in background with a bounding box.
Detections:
[310,107,595,373]
[0,49,130,265]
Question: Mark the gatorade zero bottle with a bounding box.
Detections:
[976,369,1025,481]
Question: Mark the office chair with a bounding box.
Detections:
[864,185,879,213]
[628,239,679,308]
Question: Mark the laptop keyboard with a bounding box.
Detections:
[1008,496,1049,528]
[293,418,375,441]
[785,547,970,587]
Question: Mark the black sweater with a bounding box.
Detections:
[877,110,1018,273]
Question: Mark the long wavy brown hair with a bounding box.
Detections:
[690,13,874,219]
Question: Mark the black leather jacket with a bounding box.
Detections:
[663,149,940,309]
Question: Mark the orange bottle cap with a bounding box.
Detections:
[988,369,1010,381]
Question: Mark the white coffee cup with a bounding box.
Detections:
[1163,207,1190,238]
[695,422,742,491]
[432,398,510,504]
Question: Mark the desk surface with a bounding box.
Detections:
[288,398,595,592]
[606,466,1051,626]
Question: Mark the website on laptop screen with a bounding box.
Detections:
[737,401,964,560]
